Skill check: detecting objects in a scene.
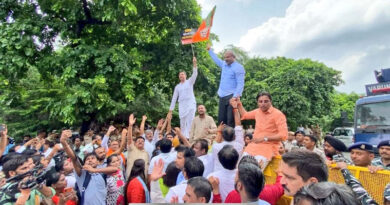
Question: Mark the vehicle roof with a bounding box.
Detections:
[356,94,390,105]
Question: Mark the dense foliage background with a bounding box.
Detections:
[0,0,359,139]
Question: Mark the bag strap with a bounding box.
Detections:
[80,172,92,205]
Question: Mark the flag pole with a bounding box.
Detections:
[191,43,195,58]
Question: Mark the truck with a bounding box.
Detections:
[353,68,390,145]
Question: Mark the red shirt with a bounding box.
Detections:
[126,177,146,203]
[213,176,284,205]
[52,195,77,205]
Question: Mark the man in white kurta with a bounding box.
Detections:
[168,57,198,139]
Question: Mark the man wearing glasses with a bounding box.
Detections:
[232,91,288,169]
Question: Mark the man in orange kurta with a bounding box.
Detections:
[234,92,288,167]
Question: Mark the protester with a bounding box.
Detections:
[303,135,326,161]
[125,114,149,179]
[234,92,288,168]
[125,159,150,203]
[183,177,213,203]
[192,139,214,177]
[284,131,296,152]
[174,146,196,185]
[165,156,204,203]
[213,155,284,205]
[292,130,305,150]
[148,138,176,181]
[212,100,244,172]
[106,154,125,205]
[150,160,181,202]
[189,104,217,144]
[45,169,78,205]
[244,133,253,147]
[207,44,245,127]
[167,57,198,139]
[279,150,328,197]
[61,130,110,205]
[235,162,270,205]
[207,145,239,202]
[0,154,55,204]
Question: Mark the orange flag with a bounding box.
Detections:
[181,6,216,45]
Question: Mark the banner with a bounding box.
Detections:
[181,6,216,45]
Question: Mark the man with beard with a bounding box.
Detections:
[189,105,217,144]
[61,130,115,205]
[94,146,107,168]
[323,136,350,163]
[372,140,390,170]
[279,150,328,198]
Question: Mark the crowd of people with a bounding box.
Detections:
[0,46,389,205]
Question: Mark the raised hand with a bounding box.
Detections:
[129,114,136,126]
[230,98,238,108]
[60,130,72,143]
[157,119,164,130]
[150,159,165,181]
[170,196,179,204]
[106,125,116,136]
[142,115,147,121]
[217,122,225,133]
[208,176,220,194]
[121,128,128,138]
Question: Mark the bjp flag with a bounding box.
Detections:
[181,6,216,45]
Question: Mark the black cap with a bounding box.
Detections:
[378,140,390,148]
[348,142,374,153]
[324,136,347,152]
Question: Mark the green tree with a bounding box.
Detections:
[241,56,343,131]
[0,0,220,138]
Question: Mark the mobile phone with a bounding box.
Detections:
[0,125,5,132]
[64,187,73,193]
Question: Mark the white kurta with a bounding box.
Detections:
[170,67,198,138]
[207,169,237,202]
[212,126,245,172]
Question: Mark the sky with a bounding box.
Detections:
[196,0,390,94]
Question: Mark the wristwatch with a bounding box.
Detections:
[263,137,268,142]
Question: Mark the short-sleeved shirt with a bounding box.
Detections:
[75,170,107,205]
[126,143,149,179]
[242,107,288,159]
[148,152,176,175]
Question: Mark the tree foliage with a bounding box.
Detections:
[0,0,220,137]
[0,1,357,138]
[240,55,343,131]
